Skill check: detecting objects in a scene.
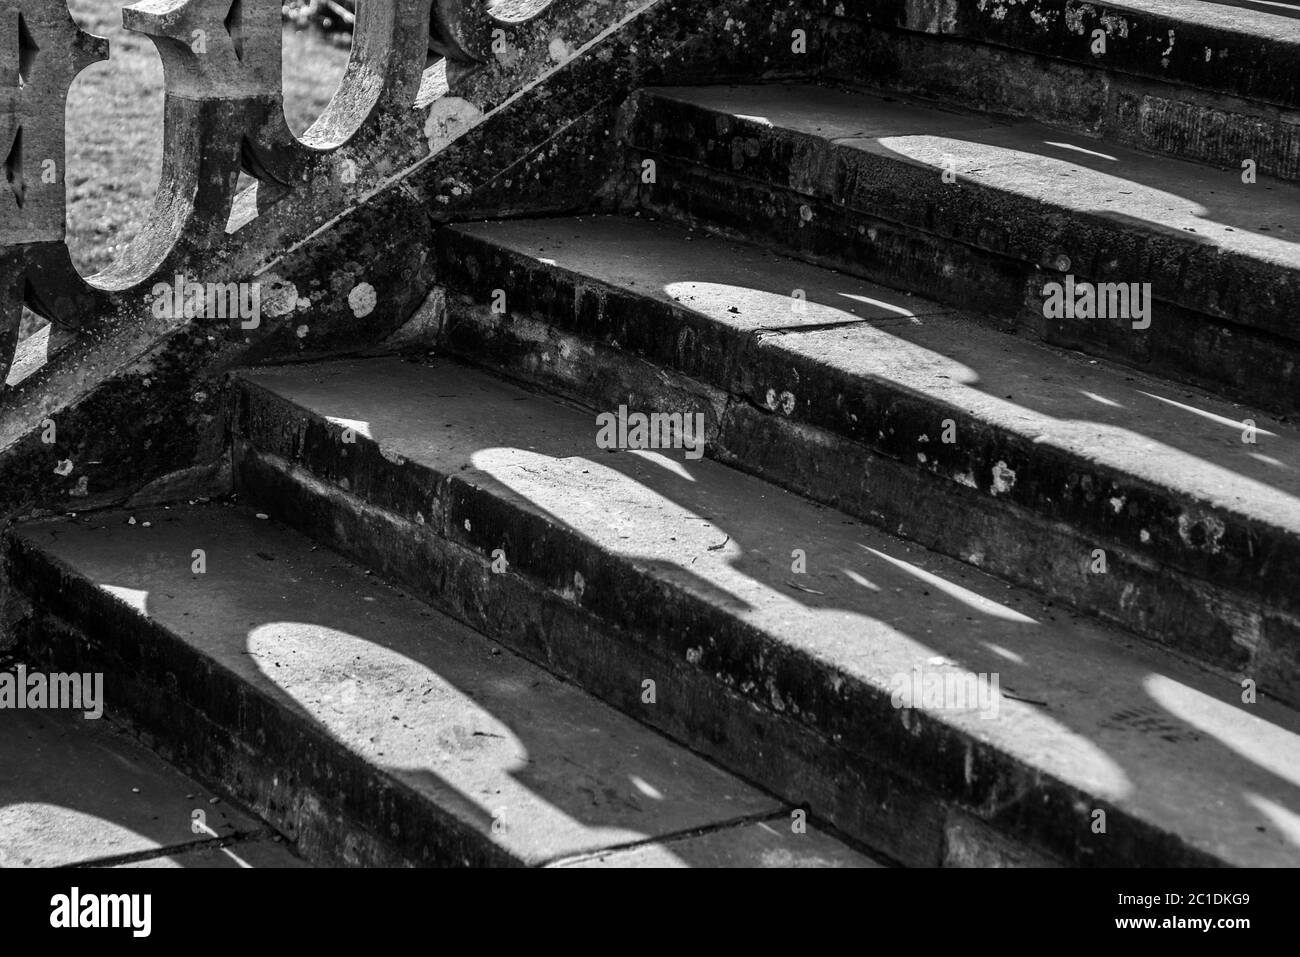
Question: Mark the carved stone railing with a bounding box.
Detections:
[0,0,585,392]
[0,0,815,522]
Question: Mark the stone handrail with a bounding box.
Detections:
[0,0,573,391]
[0,0,812,518]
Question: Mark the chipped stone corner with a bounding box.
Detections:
[125,458,234,510]
[383,286,448,352]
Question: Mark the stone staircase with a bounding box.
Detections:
[4,0,1300,867]
[9,502,874,866]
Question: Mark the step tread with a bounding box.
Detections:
[234,356,1300,867]
[1089,0,1300,32]
[447,214,1300,546]
[833,0,1300,112]
[948,0,1300,39]
[12,504,875,868]
[112,839,310,869]
[0,706,283,867]
[646,83,1300,273]
[550,818,882,867]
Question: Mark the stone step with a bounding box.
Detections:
[432,214,1300,707]
[109,839,311,868]
[0,703,305,868]
[823,0,1300,177]
[5,504,875,868]
[226,356,1300,867]
[550,817,876,867]
[621,83,1300,414]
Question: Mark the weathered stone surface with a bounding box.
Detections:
[824,16,1300,180]
[833,0,1300,110]
[553,818,885,867]
[6,0,1300,873]
[431,214,1300,705]
[231,442,953,867]
[0,2,108,245]
[8,503,808,867]
[112,837,308,868]
[223,357,1300,867]
[0,0,818,583]
[629,85,1300,345]
[0,707,260,867]
[0,2,107,386]
[122,0,284,99]
[620,84,1300,415]
[942,809,1062,868]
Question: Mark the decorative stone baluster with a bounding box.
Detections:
[117,0,284,266]
[430,0,501,63]
[0,1,106,384]
[0,0,571,394]
[236,0,434,206]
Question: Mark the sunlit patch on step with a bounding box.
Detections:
[860,545,1038,624]
[836,291,923,319]
[629,775,664,800]
[625,448,697,482]
[1144,674,1300,792]
[471,446,745,565]
[840,567,881,592]
[324,416,372,440]
[1245,794,1300,846]
[1137,391,1278,438]
[99,584,150,616]
[248,621,524,769]
[983,643,1025,665]
[661,280,906,330]
[1043,141,1119,162]
[244,620,675,854]
[0,804,153,863]
[1080,390,1123,408]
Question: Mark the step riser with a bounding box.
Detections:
[631,91,1298,343]
[230,377,1222,867]
[623,95,1300,415]
[430,232,1300,707]
[4,540,522,869]
[833,0,1300,108]
[631,157,1300,417]
[824,18,1300,181]
[227,443,943,867]
[435,297,1300,702]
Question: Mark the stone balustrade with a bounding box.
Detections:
[0,0,569,389]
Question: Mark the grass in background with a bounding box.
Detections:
[64,0,351,276]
